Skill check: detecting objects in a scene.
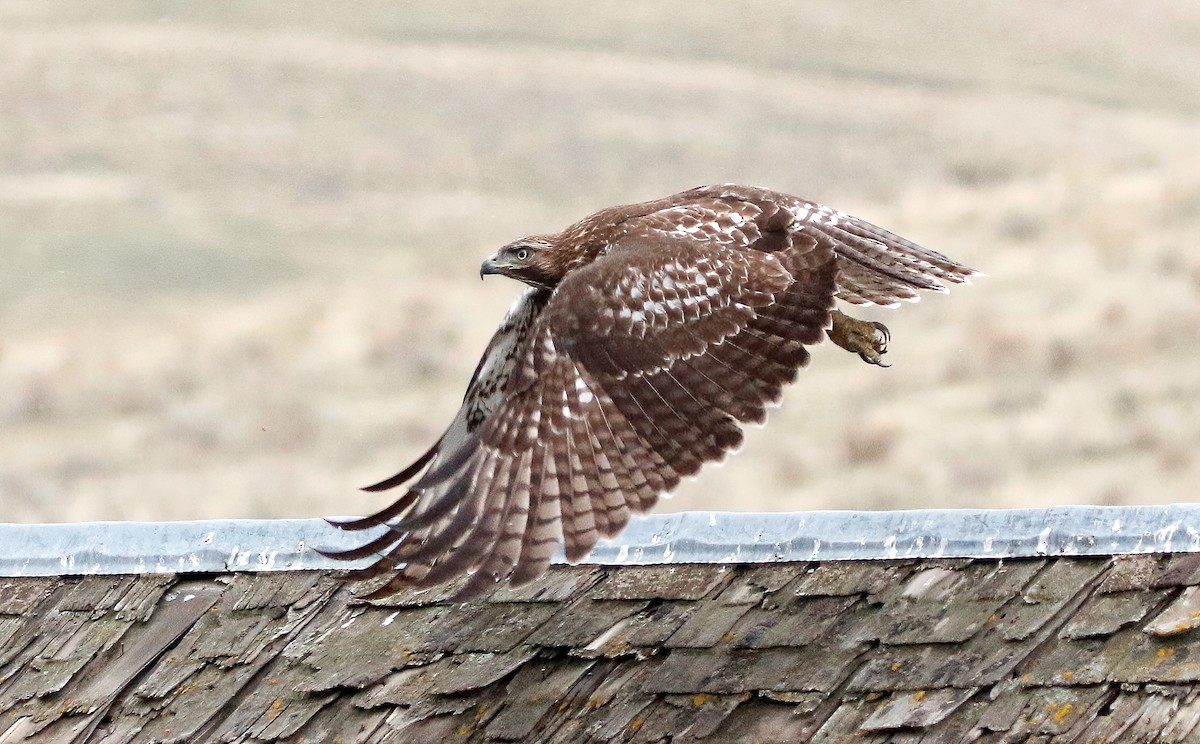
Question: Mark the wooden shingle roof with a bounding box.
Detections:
[4,510,1200,742]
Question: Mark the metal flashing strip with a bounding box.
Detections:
[1,504,1199,577]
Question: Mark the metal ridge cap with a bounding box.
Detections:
[1,504,1199,578]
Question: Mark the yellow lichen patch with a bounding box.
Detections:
[693,694,709,707]
[584,694,608,711]
[891,661,902,671]
[1050,703,1073,723]
[720,631,738,643]
[1060,670,1074,680]
[865,692,884,702]
[1157,647,1174,660]
[630,718,645,732]
[602,640,630,655]
[267,698,283,720]
[267,677,280,685]
[457,724,473,737]
[911,690,926,702]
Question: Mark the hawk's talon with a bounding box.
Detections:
[873,321,890,346]
[859,350,891,368]
[829,310,891,367]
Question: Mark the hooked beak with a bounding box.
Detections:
[480,255,502,280]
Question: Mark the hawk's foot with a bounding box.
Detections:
[829,310,890,367]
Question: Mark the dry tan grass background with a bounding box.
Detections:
[2,2,1199,523]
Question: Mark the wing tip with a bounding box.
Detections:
[326,492,418,532]
[361,473,412,493]
[360,438,445,493]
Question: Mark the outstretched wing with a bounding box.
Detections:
[318,287,549,567]
[792,199,974,306]
[324,229,838,599]
[654,185,977,306]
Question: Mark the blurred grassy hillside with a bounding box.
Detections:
[2,1,1198,522]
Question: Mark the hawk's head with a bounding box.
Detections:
[479,237,567,290]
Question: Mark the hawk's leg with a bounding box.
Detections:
[829,310,890,367]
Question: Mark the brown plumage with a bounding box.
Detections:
[320,184,976,599]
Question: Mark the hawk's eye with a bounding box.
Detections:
[514,247,530,261]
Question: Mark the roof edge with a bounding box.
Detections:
[2,504,1198,577]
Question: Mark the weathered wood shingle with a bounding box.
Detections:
[4,556,1200,742]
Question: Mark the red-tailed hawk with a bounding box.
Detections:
[321,184,976,599]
